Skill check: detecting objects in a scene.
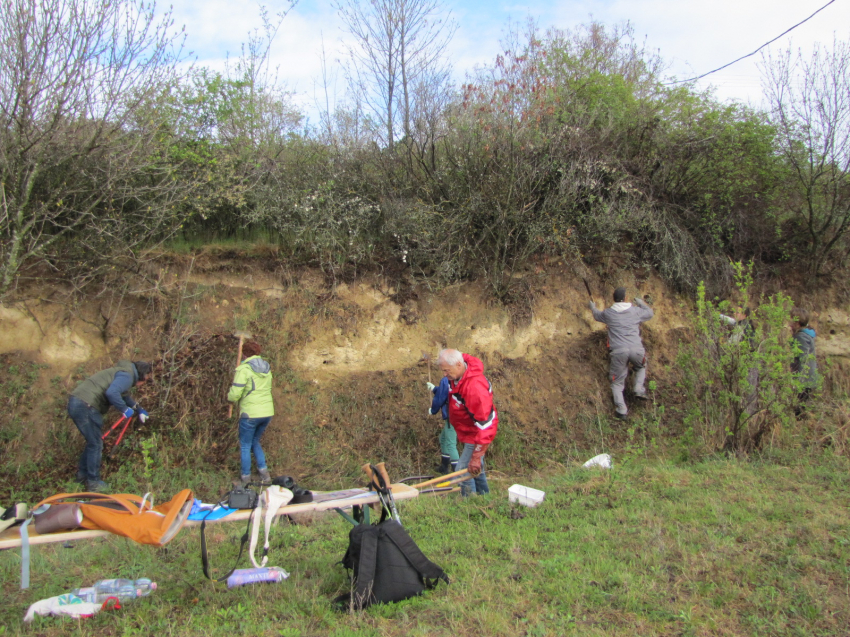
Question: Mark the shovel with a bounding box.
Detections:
[421,350,432,387]
[227,328,253,418]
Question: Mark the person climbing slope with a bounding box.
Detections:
[590,287,654,420]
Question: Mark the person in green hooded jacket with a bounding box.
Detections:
[227,341,274,485]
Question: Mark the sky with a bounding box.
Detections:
[163,0,849,125]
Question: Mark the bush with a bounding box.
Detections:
[677,263,802,453]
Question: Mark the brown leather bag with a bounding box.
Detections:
[33,503,83,534]
[34,490,193,546]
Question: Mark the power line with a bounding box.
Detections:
[664,0,838,85]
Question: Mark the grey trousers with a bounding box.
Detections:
[609,347,646,415]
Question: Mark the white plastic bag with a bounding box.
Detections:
[24,594,104,622]
[582,453,612,469]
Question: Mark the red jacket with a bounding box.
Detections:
[447,354,498,445]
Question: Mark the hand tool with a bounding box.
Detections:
[101,415,135,455]
[375,462,400,524]
[227,328,253,418]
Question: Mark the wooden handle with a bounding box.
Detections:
[362,463,376,488]
[411,468,470,489]
[374,462,392,490]
[420,486,462,496]
[227,336,245,419]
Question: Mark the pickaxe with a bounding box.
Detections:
[227,328,253,418]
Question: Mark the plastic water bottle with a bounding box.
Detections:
[226,567,288,588]
[70,578,157,603]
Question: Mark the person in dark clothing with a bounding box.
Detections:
[426,376,459,474]
[790,308,818,416]
[590,287,654,420]
[68,360,151,492]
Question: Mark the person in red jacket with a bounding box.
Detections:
[437,348,498,496]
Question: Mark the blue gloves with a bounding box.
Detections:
[122,407,134,419]
[137,407,149,423]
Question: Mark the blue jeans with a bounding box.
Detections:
[68,396,104,482]
[457,443,489,496]
[238,417,271,476]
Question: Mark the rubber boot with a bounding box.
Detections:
[450,461,458,472]
[437,455,451,475]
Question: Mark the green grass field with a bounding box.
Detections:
[2,454,849,636]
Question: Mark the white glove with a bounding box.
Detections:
[427,407,434,416]
[138,407,149,424]
[426,382,436,392]
[588,300,596,309]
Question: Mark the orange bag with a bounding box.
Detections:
[35,490,193,546]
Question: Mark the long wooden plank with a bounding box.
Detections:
[0,483,418,550]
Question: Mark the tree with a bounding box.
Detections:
[677,264,801,454]
[0,0,189,296]
[172,3,303,238]
[335,0,456,149]
[430,21,671,298]
[762,36,850,275]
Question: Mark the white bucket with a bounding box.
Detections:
[508,484,545,508]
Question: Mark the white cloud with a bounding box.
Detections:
[165,0,850,120]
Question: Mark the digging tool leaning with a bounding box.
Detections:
[411,468,471,490]
[227,329,253,418]
[582,277,594,301]
[362,463,392,520]
[421,351,432,387]
[375,462,401,524]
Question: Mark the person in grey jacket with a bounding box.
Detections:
[590,287,654,420]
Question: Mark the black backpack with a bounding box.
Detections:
[335,519,449,610]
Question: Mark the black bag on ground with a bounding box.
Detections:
[335,519,449,609]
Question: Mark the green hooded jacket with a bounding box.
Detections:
[227,355,274,418]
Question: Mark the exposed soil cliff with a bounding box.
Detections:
[1,255,848,495]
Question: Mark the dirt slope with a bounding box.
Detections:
[1,257,848,490]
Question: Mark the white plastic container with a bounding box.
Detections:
[508,484,545,508]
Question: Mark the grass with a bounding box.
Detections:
[162,228,285,255]
[2,453,849,636]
